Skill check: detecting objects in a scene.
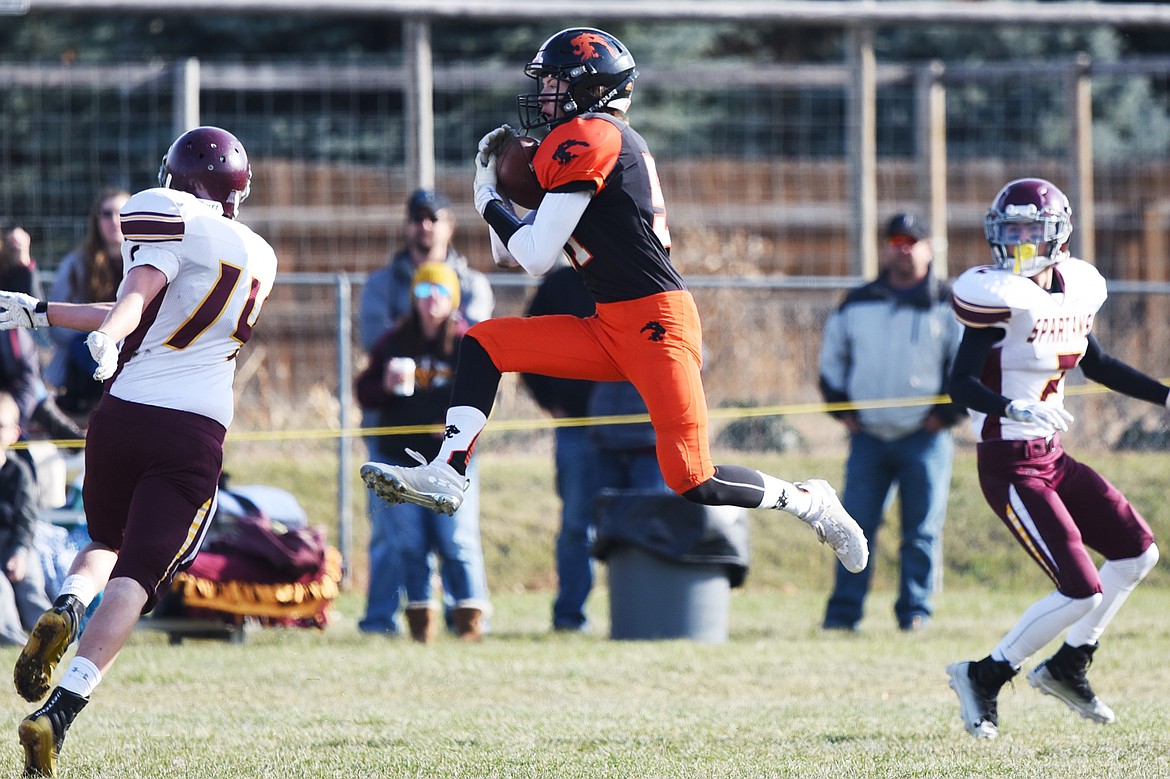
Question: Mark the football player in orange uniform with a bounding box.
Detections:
[361,28,868,575]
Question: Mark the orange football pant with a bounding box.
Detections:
[467,289,715,494]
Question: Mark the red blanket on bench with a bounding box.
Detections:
[169,514,341,629]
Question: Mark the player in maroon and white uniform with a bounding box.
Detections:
[360,27,868,577]
[0,126,276,777]
[946,178,1163,740]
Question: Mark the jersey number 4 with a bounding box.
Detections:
[164,261,264,352]
[564,151,672,269]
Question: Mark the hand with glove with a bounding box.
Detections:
[86,330,118,381]
[0,291,49,330]
[1005,399,1073,433]
[478,124,514,158]
[473,125,513,216]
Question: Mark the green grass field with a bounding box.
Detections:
[3,444,1168,777]
[1,589,1167,778]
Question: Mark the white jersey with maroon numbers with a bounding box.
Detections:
[951,258,1106,442]
[112,187,277,427]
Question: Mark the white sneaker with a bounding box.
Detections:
[793,479,869,573]
[360,450,468,516]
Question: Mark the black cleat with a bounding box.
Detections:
[19,687,88,777]
[947,657,1016,739]
[14,597,84,703]
[1028,643,1116,724]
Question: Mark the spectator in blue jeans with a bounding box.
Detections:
[818,214,963,632]
[588,381,667,494]
[521,264,667,632]
[356,262,490,641]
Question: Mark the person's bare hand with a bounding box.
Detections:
[5,553,26,583]
[2,227,32,267]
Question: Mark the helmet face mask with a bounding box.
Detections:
[158,126,252,219]
[984,177,1072,276]
[518,28,638,131]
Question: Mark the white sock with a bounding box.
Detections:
[58,656,102,699]
[57,575,97,608]
[994,590,1100,668]
[756,472,812,515]
[435,406,487,468]
[1066,544,1160,647]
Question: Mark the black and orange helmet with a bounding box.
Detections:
[518,28,639,131]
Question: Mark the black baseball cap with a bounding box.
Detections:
[885,213,929,241]
[406,189,451,220]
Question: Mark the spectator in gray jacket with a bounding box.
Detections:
[818,213,963,632]
[358,189,494,350]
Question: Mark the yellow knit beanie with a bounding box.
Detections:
[411,262,461,310]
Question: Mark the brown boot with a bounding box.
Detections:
[452,606,483,642]
[405,605,435,644]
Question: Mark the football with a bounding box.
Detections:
[494,134,544,210]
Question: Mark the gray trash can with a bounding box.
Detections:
[593,490,749,643]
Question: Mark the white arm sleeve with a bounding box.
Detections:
[504,190,591,277]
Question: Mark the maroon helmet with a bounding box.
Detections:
[984,177,1072,275]
[518,28,639,131]
[158,126,251,219]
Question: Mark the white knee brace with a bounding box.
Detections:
[1102,543,1160,589]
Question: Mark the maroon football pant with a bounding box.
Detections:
[976,434,1154,599]
[83,394,226,611]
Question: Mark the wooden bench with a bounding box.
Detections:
[136,616,249,646]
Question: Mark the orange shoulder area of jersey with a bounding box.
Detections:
[534,116,622,194]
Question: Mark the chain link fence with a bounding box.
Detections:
[5,52,1170,443]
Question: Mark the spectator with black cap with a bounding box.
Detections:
[359,188,494,350]
[817,212,964,632]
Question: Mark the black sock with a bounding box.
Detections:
[971,655,1017,690]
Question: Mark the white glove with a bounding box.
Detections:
[86,331,118,381]
[0,291,48,330]
[477,124,514,158]
[473,149,500,216]
[1005,399,1073,433]
[472,125,515,216]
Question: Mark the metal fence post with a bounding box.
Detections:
[404,18,435,190]
[847,24,878,279]
[336,272,354,587]
[172,57,201,137]
[916,60,949,279]
[1069,52,1095,263]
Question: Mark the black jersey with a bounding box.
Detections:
[534,113,686,303]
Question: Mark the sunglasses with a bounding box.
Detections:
[408,211,441,224]
[413,281,452,299]
[886,234,919,248]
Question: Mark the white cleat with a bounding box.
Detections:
[794,479,869,573]
[360,450,468,516]
[947,661,1000,740]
